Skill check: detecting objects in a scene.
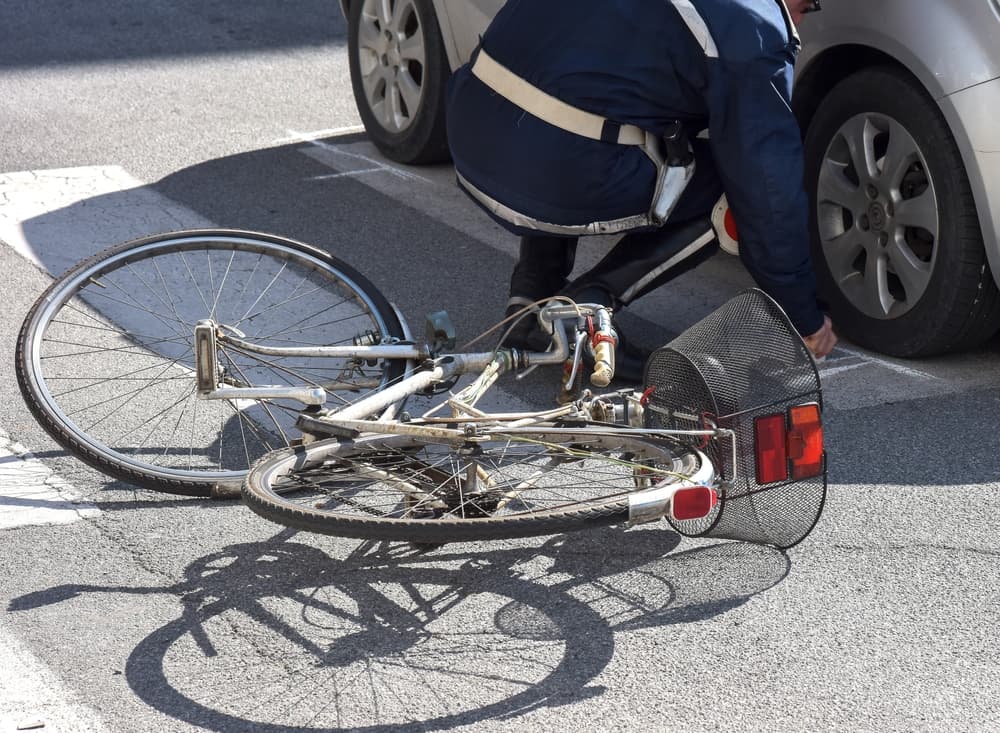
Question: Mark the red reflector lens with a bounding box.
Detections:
[788,403,824,479]
[671,486,718,521]
[755,414,788,484]
[723,208,739,241]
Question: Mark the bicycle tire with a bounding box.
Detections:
[16,229,406,496]
[242,427,712,542]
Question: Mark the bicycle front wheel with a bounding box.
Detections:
[16,229,406,496]
[242,427,711,542]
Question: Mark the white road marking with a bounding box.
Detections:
[817,360,869,378]
[0,165,209,531]
[0,428,100,530]
[271,124,366,144]
[835,345,939,380]
[0,623,110,732]
[311,166,387,180]
[0,165,213,277]
[283,128,432,184]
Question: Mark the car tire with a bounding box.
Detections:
[346,0,451,165]
[803,66,1000,357]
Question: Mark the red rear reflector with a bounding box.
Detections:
[755,414,788,484]
[671,486,718,521]
[788,403,823,479]
[723,208,739,241]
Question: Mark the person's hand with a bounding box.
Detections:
[803,315,836,359]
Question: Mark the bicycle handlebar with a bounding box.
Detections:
[589,308,617,388]
[534,302,618,386]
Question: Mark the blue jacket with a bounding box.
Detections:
[446,0,823,336]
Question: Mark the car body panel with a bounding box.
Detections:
[436,0,502,67]
[941,77,1000,280]
[798,1,1000,99]
[796,1,1000,286]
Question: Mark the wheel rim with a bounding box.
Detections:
[356,0,428,134]
[27,234,400,483]
[815,111,939,319]
[256,430,705,525]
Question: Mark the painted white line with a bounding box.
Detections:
[0,623,110,732]
[835,345,940,380]
[0,428,100,530]
[0,165,213,277]
[818,361,869,378]
[272,125,366,144]
[285,128,432,184]
[310,167,387,180]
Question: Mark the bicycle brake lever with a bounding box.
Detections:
[565,327,588,387]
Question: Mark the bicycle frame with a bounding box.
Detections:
[194,302,595,423]
[192,300,733,525]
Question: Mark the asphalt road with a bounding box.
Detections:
[1,2,999,732]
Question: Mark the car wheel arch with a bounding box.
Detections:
[795,46,1000,295]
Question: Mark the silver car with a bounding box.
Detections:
[340,0,1000,357]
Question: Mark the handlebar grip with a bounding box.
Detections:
[590,340,614,388]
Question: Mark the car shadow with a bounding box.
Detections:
[15,134,1000,492]
[15,137,514,344]
[7,527,789,731]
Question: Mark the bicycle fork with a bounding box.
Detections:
[193,320,328,405]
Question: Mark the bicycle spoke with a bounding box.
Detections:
[48,356,192,400]
[176,249,218,318]
[248,298,360,342]
[56,301,191,348]
[207,249,237,320]
[22,232,404,489]
[78,277,192,338]
[72,357,189,428]
[219,354,292,446]
[264,435,662,521]
[234,260,290,326]
[238,281,329,329]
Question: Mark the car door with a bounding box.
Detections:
[436,0,505,67]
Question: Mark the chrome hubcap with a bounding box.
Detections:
[357,0,427,134]
[815,112,939,319]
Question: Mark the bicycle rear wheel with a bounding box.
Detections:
[16,229,406,496]
[242,427,711,542]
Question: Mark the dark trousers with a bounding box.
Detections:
[508,138,723,307]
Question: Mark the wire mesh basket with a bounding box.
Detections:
[643,289,826,549]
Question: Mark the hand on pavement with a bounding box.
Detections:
[803,316,837,359]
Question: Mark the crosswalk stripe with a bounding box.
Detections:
[0,165,213,277]
[0,623,110,732]
[0,428,100,530]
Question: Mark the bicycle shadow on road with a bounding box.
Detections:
[8,527,788,732]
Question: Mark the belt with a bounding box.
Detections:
[471,50,648,147]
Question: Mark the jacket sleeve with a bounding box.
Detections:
[703,40,825,337]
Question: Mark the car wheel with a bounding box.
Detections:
[803,66,1000,357]
[347,0,451,164]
